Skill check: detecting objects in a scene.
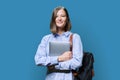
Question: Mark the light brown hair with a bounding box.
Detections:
[50,6,72,34]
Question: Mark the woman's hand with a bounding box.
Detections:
[58,51,72,62]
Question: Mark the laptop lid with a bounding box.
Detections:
[49,41,70,56]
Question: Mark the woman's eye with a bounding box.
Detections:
[62,15,66,17]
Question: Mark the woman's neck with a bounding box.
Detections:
[57,28,65,35]
[57,30,65,35]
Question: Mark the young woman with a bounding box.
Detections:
[34,6,83,80]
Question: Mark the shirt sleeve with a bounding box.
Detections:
[34,35,59,66]
[55,33,83,70]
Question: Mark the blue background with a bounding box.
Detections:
[0,0,120,80]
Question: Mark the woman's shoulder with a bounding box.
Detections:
[72,33,81,37]
[42,33,53,40]
[71,33,82,41]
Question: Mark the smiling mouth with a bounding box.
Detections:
[57,21,63,24]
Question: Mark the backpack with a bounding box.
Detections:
[74,52,94,80]
[69,34,95,80]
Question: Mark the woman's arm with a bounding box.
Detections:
[55,33,83,70]
[34,35,59,66]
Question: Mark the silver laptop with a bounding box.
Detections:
[49,41,70,56]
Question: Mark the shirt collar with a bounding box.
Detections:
[53,31,71,37]
[63,31,71,37]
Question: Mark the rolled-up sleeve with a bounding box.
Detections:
[55,33,83,70]
[34,35,59,66]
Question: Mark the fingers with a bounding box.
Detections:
[58,51,72,62]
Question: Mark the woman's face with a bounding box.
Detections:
[55,9,67,29]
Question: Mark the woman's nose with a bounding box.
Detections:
[58,16,62,20]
